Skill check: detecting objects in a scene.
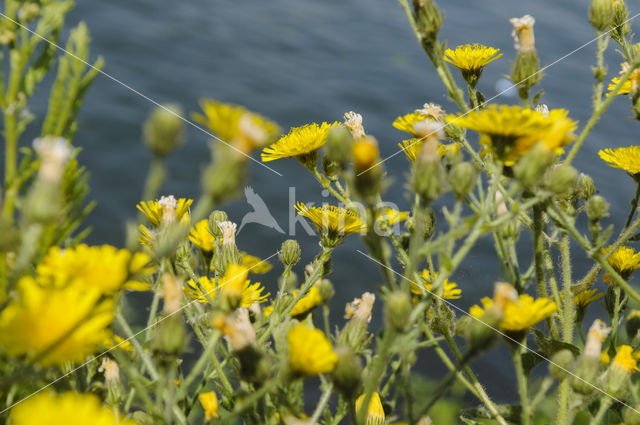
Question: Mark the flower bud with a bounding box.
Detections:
[19,3,40,22]
[510,16,541,98]
[317,278,335,302]
[216,221,241,275]
[412,137,448,204]
[353,137,383,201]
[99,358,123,406]
[586,195,610,220]
[280,239,301,267]
[549,349,575,380]
[384,291,412,332]
[513,143,554,188]
[448,161,475,198]
[544,164,578,198]
[331,346,363,396]
[611,0,631,41]
[429,301,455,335]
[576,173,596,200]
[143,104,185,157]
[413,0,442,51]
[355,392,385,425]
[572,319,610,394]
[589,0,614,32]
[208,210,228,239]
[626,310,640,340]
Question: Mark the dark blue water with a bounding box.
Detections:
[60,0,639,409]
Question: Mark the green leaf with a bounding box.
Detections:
[533,329,580,357]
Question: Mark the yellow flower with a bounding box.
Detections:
[103,334,134,352]
[261,122,340,162]
[607,77,631,95]
[184,274,269,307]
[447,105,577,165]
[470,294,557,332]
[295,202,366,243]
[443,44,502,83]
[264,286,323,317]
[287,324,338,375]
[411,269,461,300]
[192,99,280,153]
[602,245,640,279]
[0,277,114,366]
[240,252,273,274]
[10,391,137,425]
[189,219,215,251]
[607,62,640,96]
[601,351,610,366]
[36,244,154,293]
[598,146,640,175]
[574,289,604,307]
[137,196,192,227]
[612,345,638,373]
[355,392,385,425]
[393,104,444,137]
[398,138,460,161]
[199,391,220,420]
[375,208,410,226]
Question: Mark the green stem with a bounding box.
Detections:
[513,347,531,425]
[309,382,333,425]
[624,178,640,229]
[589,398,613,425]
[115,312,160,381]
[175,332,220,401]
[533,205,549,298]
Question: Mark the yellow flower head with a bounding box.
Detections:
[602,245,640,282]
[240,252,273,274]
[192,99,280,153]
[574,288,604,308]
[36,244,154,293]
[598,146,640,175]
[447,105,577,165]
[398,138,460,162]
[264,285,323,317]
[137,196,192,227]
[375,208,410,226]
[443,44,502,80]
[189,219,215,251]
[103,334,134,352]
[295,202,366,242]
[10,391,137,425]
[411,269,461,300]
[470,293,557,332]
[261,122,340,162]
[612,345,638,373]
[355,392,385,425]
[287,324,338,375]
[0,277,114,366]
[199,391,220,420]
[184,273,269,307]
[393,103,444,137]
[607,77,632,95]
[352,136,380,171]
[607,62,640,96]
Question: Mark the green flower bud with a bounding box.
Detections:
[511,50,541,91]
[448,162,475,198]
[413,0,442,51]
[208,210,228,239]
[330,346,363,397]
[626,310,640,340]
[202,157,246,204]
[549,349,575,380]
[454,315,472,337]
[513,143,554,188]
[24,180,63,223]
[544,164,578,197]
[143,104,185,157]
[236,345,271,383]
[586,195,610,220]
[279,239,301,267]
[589,0,614,32]
[152,314,186,363]
[385,291,412,333]
[412,148,448,204]
[429,301,455,335]
[317,278,335,303]
[576,173,596,200]
[468,307,500,352]
[611,0,631,41]
[571,355,600,394]
[325,126,353,171]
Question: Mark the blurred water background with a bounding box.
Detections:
[48,0,640,411]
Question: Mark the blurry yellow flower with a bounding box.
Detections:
[184,274,269,307]
[240,252,273,274]
[352,136,380,171]
[199,391,220,420]
[602,245,640,279]
[189,219,215,251]
[103,334,134,352]
[192,99,280,153]
[261,122,340,162]
[287,324,338,375]
[355,392,385,425]
[138,224,154,248]
[470,293,556,332]
[393,104,444,137]
[612,345,638,373]
[36,244,154,293]
[375,208,410,226]
[601,351,610,366]
[411,269,461,300]
[398,138,460,161]
[443,43,502,74]
[295,202,366,238]
[137,196,192,227]
[607,62,640,96]
[10,391,136,425]
[574,289,604,307]
[0,277,114,366]
[447,105,577,165]
[607,77,631,95]
[598,146,640,175]
[264,285,323,317]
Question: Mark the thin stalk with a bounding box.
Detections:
[589,398,613,425]
[115,312,160,381]
[513,347,531,425]
[309,383,333,424]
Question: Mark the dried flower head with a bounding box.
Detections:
[510,15,536,51]
[137,196,192,227]
[217,221,237,247]
[33,137,72,184]
[344,111,365,139]
[345,292,376,323]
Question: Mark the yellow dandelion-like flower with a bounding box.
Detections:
[184,274,269,307]
[102,334,134,352]
[189,219,215,251]
[447,105,577,165]
[192,99,280,152]
[398,138,460,161]
[470,294,556,332]
[0,277,114,366]
[264,285,323,317]
[393,104,444,137]
[607,62,640,96]
[10,391,137,425]
[598,146,640,175]
[261,122,340,162]
[139,224,155,248]
[287,324,338,375]
[36,244,154,293]
[198,391,220,420]
[607,77,632,96]
[443,44,502,82]
[295,202,366,241]
[240,252,273,274]
[410,269,462,300]
[375,208,410,226]
[137,196,192,227]
[602,245,640,282]
[355,392,385,425]
[612,345,638,373]
[574,288,604,308]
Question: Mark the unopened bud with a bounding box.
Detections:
[429,301,455,335]
[586,195,610,220]
[385,291,412,332]
[413,139,448,203]
[549,349,575,380]
[513,143,554,188]
[143,104,184,157]
[544,164,578,198]
[590,0,614,32]
[331,346,363,396]
[325,126,353,171]
[412,0,442,51]
[280,239,301,267]
[355,392,385,425]
[612,0,631,41]
[448,161,475,198]
[317,278,335,302]
[19,3,40,22]
[208,210,228,238]
[353,137,383,201]
[604,345,637,397]
[576,173,596,200]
